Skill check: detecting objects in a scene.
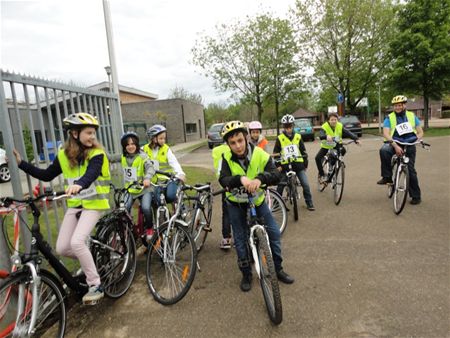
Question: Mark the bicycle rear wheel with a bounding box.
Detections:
[393,164,409,215]
[267,189,288,235]
[254,227,283,325]
[333,162,345,205]
[146,222,197,305]
[98,225,137,299]
[0,270,66,338]
[192,193,212,252]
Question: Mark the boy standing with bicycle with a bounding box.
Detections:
[273,114,315,211]
[219,120,294,292]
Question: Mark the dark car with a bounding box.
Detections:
[207,123,225,149]
[339,115,362,137]
[293,118,315,141]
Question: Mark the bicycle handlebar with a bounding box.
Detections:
[393,139,430,148]
[0,190,67,208]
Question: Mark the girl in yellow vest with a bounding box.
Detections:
[13,112,110,304]
[315,112,360,184]
[142,124,186,205]
[120,131,155,241]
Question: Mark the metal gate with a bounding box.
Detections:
[0,70,123,271]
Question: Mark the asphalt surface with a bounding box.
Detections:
[58,136,449,337]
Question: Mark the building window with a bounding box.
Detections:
[186,123,197,134]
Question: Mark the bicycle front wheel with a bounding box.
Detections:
[333,162,345,205]
[146,222,197,305]
[0,270,66,338]
[393,164,409,215]
[98,225,137,299]
[267,189,288,235]
[254,228,283,325]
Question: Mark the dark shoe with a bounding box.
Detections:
[240,273,252,292]
[276,270,294,284]
[410,198,421,205]
[377,177,393,185]
[306,203,315,211]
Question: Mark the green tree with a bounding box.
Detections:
[389,0,450,129]
[167,85,203,105]
[192,13,300,122]
[292,0,396,113]
[23,125,34,162]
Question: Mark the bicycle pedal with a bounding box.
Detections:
[203,226,212,232]
[196,261,201,272]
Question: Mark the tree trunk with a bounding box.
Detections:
[275,97,280,136]
[423,94,429,130]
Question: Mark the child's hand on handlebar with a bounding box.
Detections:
[66,184,83,196]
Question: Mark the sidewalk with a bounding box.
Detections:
[171,138,207,157]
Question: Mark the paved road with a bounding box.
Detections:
[59,136,449,337]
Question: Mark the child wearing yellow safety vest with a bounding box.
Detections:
[120,131,155,241]
[219,120,294,292]
[14,113,110,304]
[315,112,359,184]
[142,124,186,205]
[273,114,315,211]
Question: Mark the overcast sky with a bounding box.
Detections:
[1,0,296,105]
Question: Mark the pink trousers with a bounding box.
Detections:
[56,208,102,286]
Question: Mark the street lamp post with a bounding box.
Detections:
[104,66,112,93]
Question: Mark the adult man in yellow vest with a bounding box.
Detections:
[219,120,294,292]
[377,95,424,205]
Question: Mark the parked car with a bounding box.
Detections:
[294,118,315,141]
[339,115,362,137]
[207,123,225,149]
[0,148,11,183]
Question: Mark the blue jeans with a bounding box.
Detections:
[221,192,231,239]
[277,169,313,205]
[153,180,180,205]
[125,191,153,229]
[226,200,283,275]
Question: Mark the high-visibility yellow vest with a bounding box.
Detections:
[321,122,343,149]
[278,133,304,164]
[224,146,269,206]
[388,111,417,137]
[142,143,173,182]
[212,144,229,178]
[58,148,110,210]
[121,154,146,194]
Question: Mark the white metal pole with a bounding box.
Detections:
[103,0,124,149]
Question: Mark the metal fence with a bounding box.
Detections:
[0,70,123,271]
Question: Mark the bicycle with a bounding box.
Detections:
[317,139,357,205]
[181,183,215,253]
[275,155,303,221]
[0,190,137,337]
[387,140,430,215]
[265,188,288,234]
[224,187,283,325]
[145,175,197,305]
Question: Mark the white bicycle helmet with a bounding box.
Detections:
[281,114,295,124]
[147,124,167,138]
[248,121,263,130]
